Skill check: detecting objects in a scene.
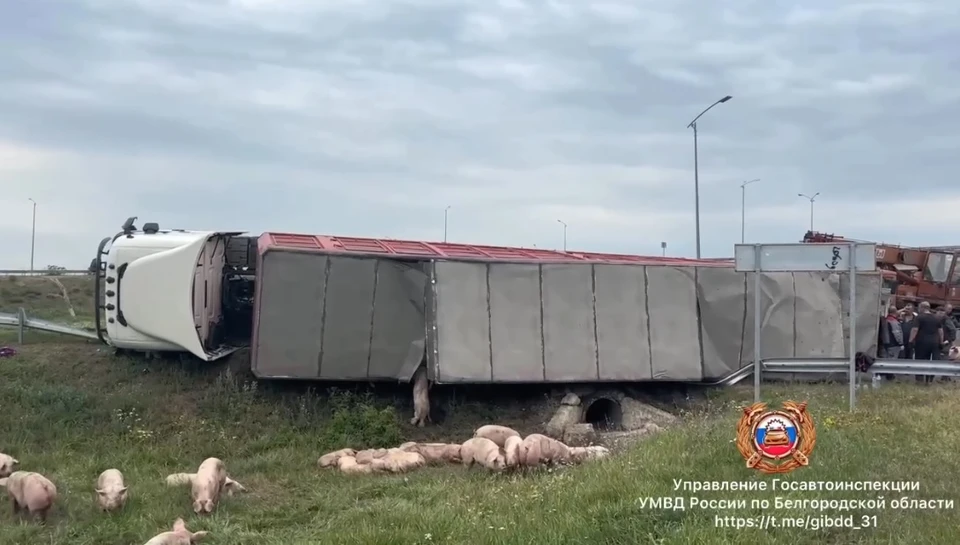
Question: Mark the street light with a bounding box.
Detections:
[687,95,733,259]
[739,178,760,243]
[443,205,451,243]
[798,192,820,231]
[557,219,567,252]
[28,198,37,272]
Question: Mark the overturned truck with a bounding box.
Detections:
[93,217,882,387]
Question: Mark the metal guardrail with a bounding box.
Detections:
[0,308,98,342]
[0,270,93,276]
[762,358,960,378]
[700,363,755,386]
[701,357,960,387]
[762,358,851,374]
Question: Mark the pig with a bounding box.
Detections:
[410,365,430,427]
[503,435,523,468]
[337,456,373,475]
[166,473,195,487]
[354,448,387,464]
[0,453,18,478]
[355,448,403,465]
[166,473,246,496]
[223,477,247,496]
[317,448,356,468]
[0,471,57,523]
[400,442,461,465]
[473,424,521,448]
[460,437,506,471]
[518,434,572,467]
[568,445,610,464]
[143,517,209,545]
[96,468,129,512]
[370,451,426,473]
[191,458,226,515]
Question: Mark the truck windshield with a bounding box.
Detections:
[925,252,954,283]
[881,277,897,293]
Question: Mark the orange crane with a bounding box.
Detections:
[801,230,960,313]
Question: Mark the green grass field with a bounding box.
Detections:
[2,277,960,544]
[0,274,96,344]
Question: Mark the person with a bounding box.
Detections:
[879,305,903,359]
[910,301,943,384]
[899,308,915,359]
[942,304,957,346]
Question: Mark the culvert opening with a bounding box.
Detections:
[584,397,623,431]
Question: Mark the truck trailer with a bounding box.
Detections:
[93,217,881,384]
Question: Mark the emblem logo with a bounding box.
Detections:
[736,401,816,475]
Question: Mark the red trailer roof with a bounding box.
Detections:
[258,232,733,267]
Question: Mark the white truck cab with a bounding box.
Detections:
[93,217,255,361]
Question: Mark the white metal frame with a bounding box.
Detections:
[734,242,877,411]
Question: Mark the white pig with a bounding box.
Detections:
[223,476,247,496]
[0,470,57,523]
[317,448,356,468]
[0,453,19,478]
[166,473,246,496]
[96,468,129,511]
[460,437,506,471]
[503,435,523,468]
[191,458,226,515]
[473,424,521,448]
[355,448,404,465]
[567,445,610,463]
[518,434,572,467]
[337,456,374,475]
[166,473,194,487]
[400,442,461,464]
[369,451,426,473]
[143,517,209,545]
[410,365,430,427]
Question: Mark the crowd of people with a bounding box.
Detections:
[878,301,958,382]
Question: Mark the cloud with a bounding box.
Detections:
[1,0,960,271]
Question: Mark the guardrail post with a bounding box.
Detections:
[17,307,26,344]
[848,242,857,412]
[753,244,762,403]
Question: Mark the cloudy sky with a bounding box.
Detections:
[2,0,960,269]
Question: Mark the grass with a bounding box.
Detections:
[0,274,96,343]
[2,278,960,543]
[0,275,95,322]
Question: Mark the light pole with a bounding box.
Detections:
[443,205,451,243]
[798,192,820,231]
[739,178,760,243]
[557,219,567,252]
[687,95,733,259]
[28,198,36,272]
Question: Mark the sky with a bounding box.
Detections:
[2,0,960,270]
